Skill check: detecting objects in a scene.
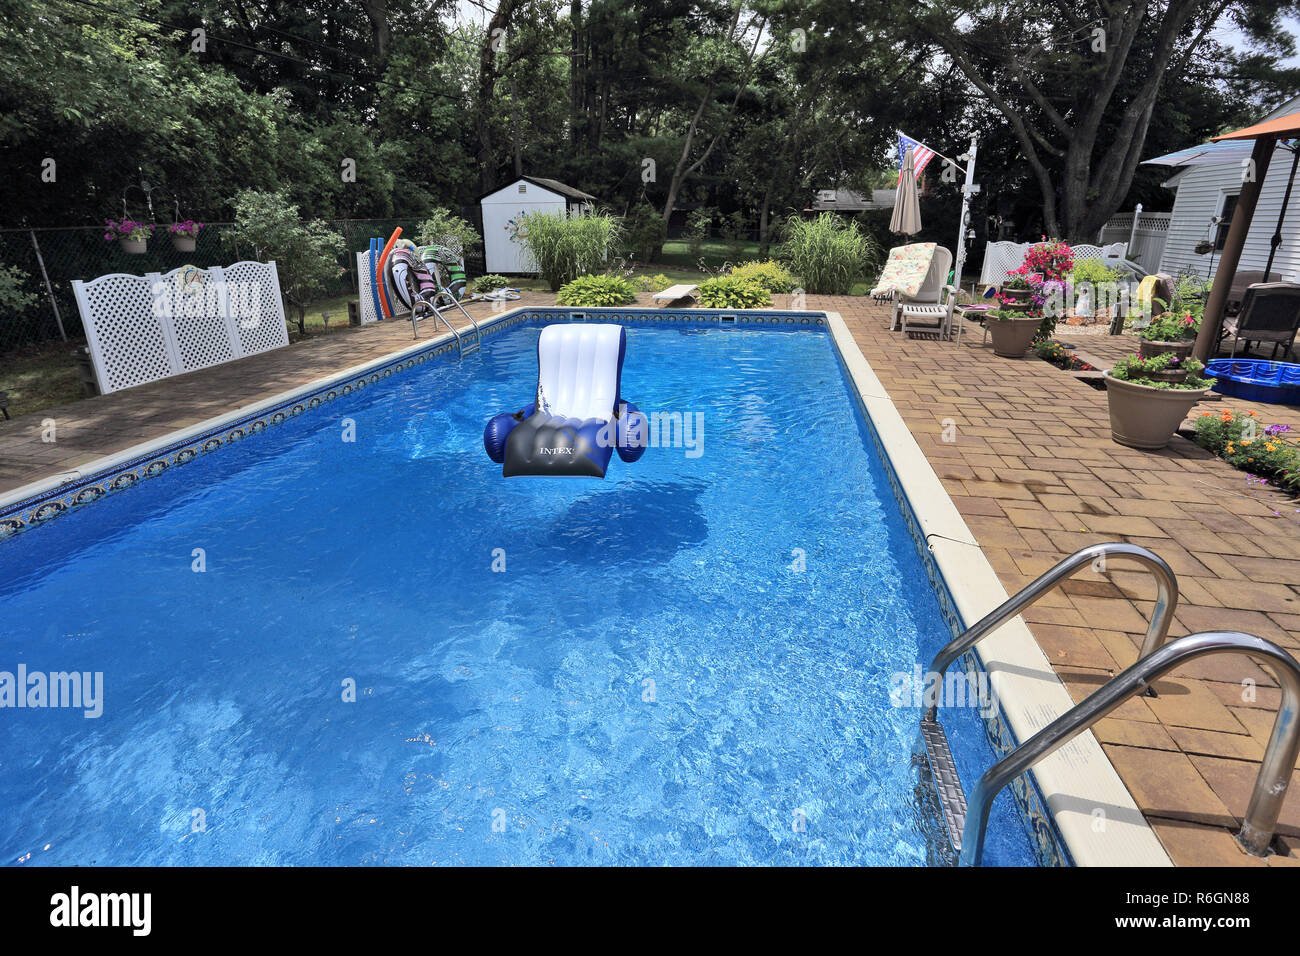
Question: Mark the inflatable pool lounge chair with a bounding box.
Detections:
[483,324,647,478]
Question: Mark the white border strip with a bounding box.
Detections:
[824,310,1172,867]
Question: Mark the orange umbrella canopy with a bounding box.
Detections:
[1212,111,1300,141]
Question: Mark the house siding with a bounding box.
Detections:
[1159,155,1300,280]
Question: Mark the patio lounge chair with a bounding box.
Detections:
[900,284,959,341]
[1220,282,1300,359]
[890,246,953,331]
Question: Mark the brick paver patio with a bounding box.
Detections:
[2,292,1298,865]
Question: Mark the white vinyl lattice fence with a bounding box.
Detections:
[71,261,288,394]
[1098,211,1171,271]
[979,241,1130,286]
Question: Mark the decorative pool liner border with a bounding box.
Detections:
[823,311,1172,868]
[0,304,1166,867]
[0,307,824,539]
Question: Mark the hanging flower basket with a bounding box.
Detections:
[169,220,204,252]
[105,219,154,254]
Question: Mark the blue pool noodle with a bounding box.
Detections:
[368,239,383,321]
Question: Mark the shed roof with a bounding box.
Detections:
[479,176,598,203]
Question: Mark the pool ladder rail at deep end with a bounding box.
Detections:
[920,542,1300,867]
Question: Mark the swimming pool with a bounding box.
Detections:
[0,313,1040,866]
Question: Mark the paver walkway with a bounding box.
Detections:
[2,292,1298,865]
[810,295,1300,867]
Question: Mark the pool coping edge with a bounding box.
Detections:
[823,310,1173,868]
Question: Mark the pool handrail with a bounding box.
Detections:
[923,542,1178,722]
[960,631,1300,865]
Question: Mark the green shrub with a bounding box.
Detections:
[720,210,749,241]
[779,213,878,295]
[223,189,346,334]
[416,208,481,255]
[729,260,796,294]
[635,273,674,293]
[471,274,511,293]
[697,275,771,309]
[0,264,38,313]
[685,207,716,258]
[518,212,621,291]
[620,203,665,263]
[555,273,637,307]
[1069,258,1123,286]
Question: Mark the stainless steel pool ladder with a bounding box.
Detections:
[411,294,482,356]
[919,542,1300,864]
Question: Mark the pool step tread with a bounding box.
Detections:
[921,717,968,854]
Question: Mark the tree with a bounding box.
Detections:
[909,0,1300,241]
[223,190,347,334]
[659,4,768,230]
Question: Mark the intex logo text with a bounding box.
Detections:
[50,886,151,936]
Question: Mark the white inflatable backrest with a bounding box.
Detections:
[536,323,624,422]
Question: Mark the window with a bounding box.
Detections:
[1215,192,1239,250]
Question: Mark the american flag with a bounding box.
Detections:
[897,131,937,183]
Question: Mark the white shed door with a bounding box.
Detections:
[482,199,563,273]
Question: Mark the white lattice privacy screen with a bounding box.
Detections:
[979,241,1129,286]
[72,261,289,394]
[355,252,381,325]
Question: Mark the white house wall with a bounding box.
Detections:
[1160,157,1300,280]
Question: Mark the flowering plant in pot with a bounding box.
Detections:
[1104,352,1214,449]
[169,220,204,252]
[995,266,1037,309]
[104,219,154,253]
[986,308,1042,357]
[1137,308,1199,360]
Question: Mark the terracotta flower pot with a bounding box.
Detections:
[171,234,196,252]
[118,238,147,254]
[987,316,1041,357]
[1147,368,1189,385]
[1104,372,1212,450]
[1138,339,1193,361]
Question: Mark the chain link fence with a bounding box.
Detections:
[0,218,485,354]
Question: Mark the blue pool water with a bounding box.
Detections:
[0,319,1038,866]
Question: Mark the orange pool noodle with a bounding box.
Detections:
[376,227,403,318]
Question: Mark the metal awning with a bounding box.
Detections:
[1141,141,1257,167]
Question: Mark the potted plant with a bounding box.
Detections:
[996,268,1036,310]
[1138,308,1199,360]
[986,308,1042,357]
[1104,353,1215,449]
[169,220,203,252]
[104,219,154,254]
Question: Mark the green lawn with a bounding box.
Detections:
[657,239,764,270]
[0,341,85,420]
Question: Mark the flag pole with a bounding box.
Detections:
[951,135,979,344]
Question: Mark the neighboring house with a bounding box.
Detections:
[1142,94,1300,280]
[806,188,897,213]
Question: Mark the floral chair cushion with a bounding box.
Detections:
[870,242,937,298]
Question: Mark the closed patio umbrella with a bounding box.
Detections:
[890,148,922,236]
